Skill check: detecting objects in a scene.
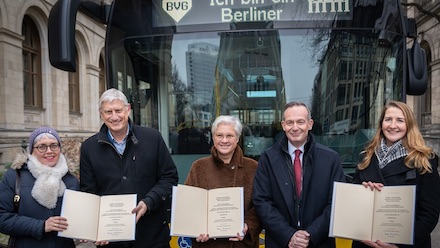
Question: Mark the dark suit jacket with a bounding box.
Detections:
[352,155,440,248]
[80,121,179,248]
[253,134,346,248]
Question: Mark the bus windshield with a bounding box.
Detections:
[43,0,415,179]
[107,7,404,177]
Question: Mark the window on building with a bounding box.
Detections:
[337,84,346,106]
[99,56,106,97]
[339,61,347,80]
[420,42,431,127]
[22,15,42,108]
[69,54,80,113]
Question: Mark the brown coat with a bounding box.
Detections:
[184,146,262,248]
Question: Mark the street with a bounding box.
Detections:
[75,223,440,247]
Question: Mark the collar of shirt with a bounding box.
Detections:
[107,125,130,155]
[288,142,304,162]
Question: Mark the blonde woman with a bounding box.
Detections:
[352,100,440,248]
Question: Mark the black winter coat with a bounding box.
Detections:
[0,164,78,248]
[80,121,179,248]
[253,134,346,248]
[352,155,440,248]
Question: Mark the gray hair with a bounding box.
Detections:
[211,115,243,136]
[99,88,129,110]
[284,101,312,120]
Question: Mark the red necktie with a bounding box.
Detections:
[294,149,302,197]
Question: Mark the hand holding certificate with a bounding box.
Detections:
[329,182,416,245]
[58,189,137,242]
[170,184,244,238]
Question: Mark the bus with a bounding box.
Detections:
[48,0,427,247]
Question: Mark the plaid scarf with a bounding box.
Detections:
[375,138,408,169]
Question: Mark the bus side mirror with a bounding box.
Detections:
[48,0,82,72]
[406,40,428,95]
[48,0,107,72]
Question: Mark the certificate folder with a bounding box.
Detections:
[58,189,137,242]
[170,184,244,238]
[329,182,416,245]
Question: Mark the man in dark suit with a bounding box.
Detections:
[253,101,345,248]
[80,88,178,248]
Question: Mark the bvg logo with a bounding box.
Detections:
[162,0,192,23]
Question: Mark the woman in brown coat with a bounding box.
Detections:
[184,115,261,248]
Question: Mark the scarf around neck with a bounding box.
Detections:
[27,154,68,209]
[375,138,408,169]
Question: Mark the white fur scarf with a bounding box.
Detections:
[27,154,68,209]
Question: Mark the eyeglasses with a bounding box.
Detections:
[214,134,237,140]
[33,143,60,153]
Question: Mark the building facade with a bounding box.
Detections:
[0,0,440,165]
[406,0,440,155]
[0,0,107,164]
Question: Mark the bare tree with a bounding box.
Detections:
[402,1,440,23]
[171,63,189,125]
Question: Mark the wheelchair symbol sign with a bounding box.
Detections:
[178,237,192,248]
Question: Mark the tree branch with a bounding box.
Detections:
[402,2,440,23]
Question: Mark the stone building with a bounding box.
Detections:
[0,0,107,165]
[406,0,440,155]
[1,0,440,166]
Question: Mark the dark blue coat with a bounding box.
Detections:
[0,164,79,248]
[253,134,346,248]
[352,155,440,248]
[80,121,179,248]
